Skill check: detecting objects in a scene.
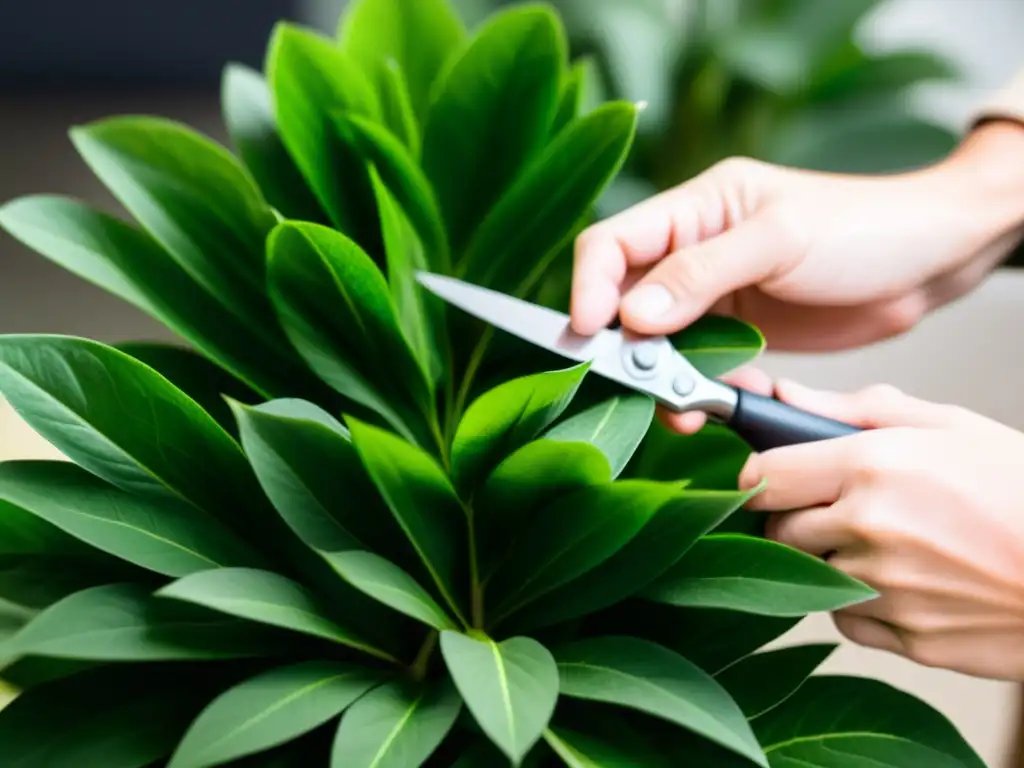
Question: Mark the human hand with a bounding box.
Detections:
[738,380,1024,681]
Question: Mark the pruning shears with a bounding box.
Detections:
[416,272,861,452]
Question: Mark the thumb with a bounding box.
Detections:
[619,212,801,334]
[772,379,957,429]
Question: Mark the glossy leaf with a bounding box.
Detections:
[715,644,837,719]
[331,676,462,767]
[552,57,590,137]
[338,0,467,124]
[669,315,765,379]
[543,394,654,478]
[334,112,449,271]
[640,534,877,616]
[754,675,986,768]
[373,60,421,156]
[156,567,394,661]
[0,665,219,768]
[0,196,322,400]
[441,631,559,763]
[452,362,589,490]
[1,583,290,660]
[324,550,458,630]
[555,636,766,766]
[370,165,447,387]
[267,221,434,447]
[0,460,267,578]
[267,22,382,254]
[509,487,754,632]
[220,62,326,222]
[348,417,470,626]
[631,421,752,490]
[544,723,673,768]
[462,101,638,296]
[69,116,279,332]
[168,661,386,768]
[423,4,565,254]
[0,335,263,527]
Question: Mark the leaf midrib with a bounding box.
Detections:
[368,694,423,768]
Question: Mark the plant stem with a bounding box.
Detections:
[410,630,438,682]
[452,326,494,423]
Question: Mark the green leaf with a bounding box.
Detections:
[334,112,450,271]
[69,116,279,333]
[509,487,753,632]
[543,394,654,478]
[220,62,326,222]
[348,417,470,627]
[156,567,395,662]
[338,0,467,125]
[267,22,382,254]
[669,315,765,379]
[640,534,877,616]
[489,480,676,624]
[462,101,637,296]
[477,439,612,578]
[811,49,959,103]
[1,583,291,660]
[554,636,766,767]
[324,550,458,631]
[0,335,264,528]
[373,60,422,156]
[0,665,221,768]
[714,644,837,719]
[543,722,673,767]
[452,362,589,490]
[441,631,559,764]
[0,461,268,578]
[552,58,590,137]
[754,675,985,768]
[169,661,386,768]
[115,342,258,438]
[630,421,752,490]
[423,3,565,255]
[0,196,325,400]
[370,164,447,388]
[267,221,434,448]
[331,676,462,767]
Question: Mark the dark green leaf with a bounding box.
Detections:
[331,676,462,767]
[477,439,611,578]
[348,417,470,627]
[169,661,386,768]
[370,165,447,388]
[0,196,324,400]
[452,362,589,490]
[69,116,279,333]
[115,342,258,438]
[552,57,591,137]
[489,480,677,624]
[754,675,985,768]
[156,567,397,662]
[324,550,458,630]
[630,421,751,490]
[441,631,559,763]
[811,49,959,103]
[510,487,754,632]
[220,62,326,222]
[714,643,837,719]
[640,534,877,616]
[0,656,99,690]
[334,112,450,271]
[669,315,765,379]
[0,335,264,529]
[544,722,673,767]
[267,221,435,448]
[0,665,221,768]
[555,636,766,766]
[423,3,565,255]
[338,0,467,124]
[544,394,654,478]
[1,583,290,660]
[462,101,637,296]
[0,461,268,578]
[267,22,383,254]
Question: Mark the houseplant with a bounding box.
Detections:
[0,0,988,764]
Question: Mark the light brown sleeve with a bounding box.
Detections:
[969,68,1024,129]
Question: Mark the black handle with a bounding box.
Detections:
[726,387,862,452]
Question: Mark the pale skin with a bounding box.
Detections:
[570,119,1024,680]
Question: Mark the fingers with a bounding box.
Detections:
[569,158,771,336]
[739,437,853,510]
[832,613,906,655]
[772,380,956,430]
[765,505,858,557]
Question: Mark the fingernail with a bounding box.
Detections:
[622,284,674,322]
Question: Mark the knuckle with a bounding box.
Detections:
[660,250,717,297]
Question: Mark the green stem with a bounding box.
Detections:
[409,630,438,682]
[452,326,494,422]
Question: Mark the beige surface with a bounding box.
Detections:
[2,271,1023,765]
